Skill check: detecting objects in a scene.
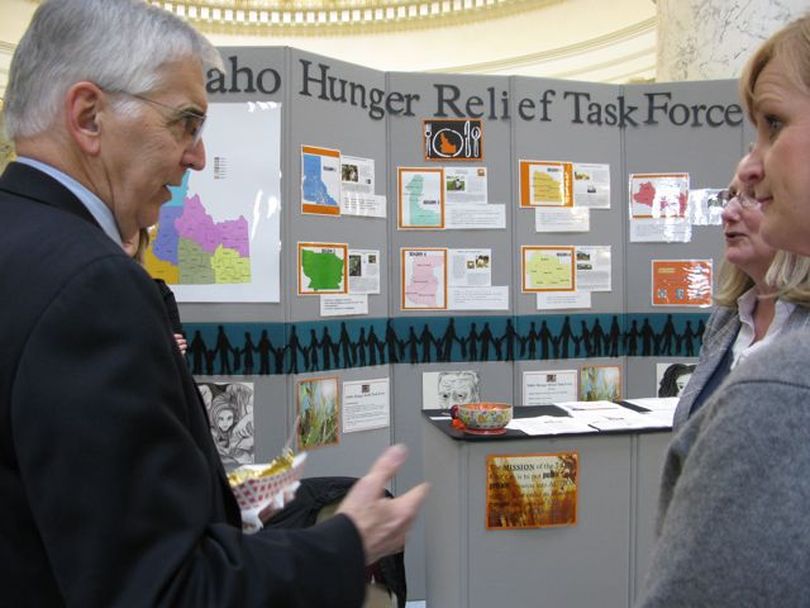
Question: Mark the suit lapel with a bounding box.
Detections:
[0,161,100,228]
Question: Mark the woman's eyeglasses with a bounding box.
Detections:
[716,188,760,210]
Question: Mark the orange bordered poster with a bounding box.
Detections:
[486,452,578,530]
[651,259,713,307]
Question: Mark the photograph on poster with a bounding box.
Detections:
[689,188,725,226]
[522,370,578,405]
[651,259,713,307]
[197,381,255,467]
[342,378,390,433]
[297,242,349,295]
[521,245,576,292]
[444,166,488,204]
[575,245,612,292]
[347,249,381,295]
[297,376,340,450]
[401,248,448,310]
[301,145,342,216]
[423,118,483,161]
[145,103,282,303]
[579,365,621,401]
[486,452,578,530]
[422,370,481,410]
[656,362,697,397]
[449,248,492,287]
[340,154,386,217]
[573,162,611,209]
[398,167,445,229]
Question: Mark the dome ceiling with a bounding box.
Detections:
[147,0,563,35]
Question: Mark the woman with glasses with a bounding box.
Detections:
[638,15,810,605]
[672,159,810,430]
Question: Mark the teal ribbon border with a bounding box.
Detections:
[183,312,708,376]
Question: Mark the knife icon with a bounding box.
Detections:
[463,121,471,158]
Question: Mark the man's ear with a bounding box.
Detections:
[64,81,105,156]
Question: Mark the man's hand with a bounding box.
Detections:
[337,445,429,565]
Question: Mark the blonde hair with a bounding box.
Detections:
[133,227,150,265]
[740,15,810,118]
[766,250,810,307]
[714,259,755,308]
[715,251,810,309]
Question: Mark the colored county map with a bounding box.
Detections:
[302,153,338,206]
[525,250,574,290]
[146,172,251,284]
[404,252,445,307]
[301,248,345,291]
[532,168,563,204]
[404,174,441,227]
[633,179,689,217]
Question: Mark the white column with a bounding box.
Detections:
[656,0,809,81]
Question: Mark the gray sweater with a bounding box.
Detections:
[638,328,810,607]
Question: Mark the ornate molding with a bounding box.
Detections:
[141,0,564,36]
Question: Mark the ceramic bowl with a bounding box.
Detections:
[455,402,512,431]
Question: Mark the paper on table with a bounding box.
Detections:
[623,397,679,412]
[588,414,670,431]
[507,415,597,436]
[556,400,625,413]
[640,409,675,427]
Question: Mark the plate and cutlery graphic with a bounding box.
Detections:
[423,118,483,160]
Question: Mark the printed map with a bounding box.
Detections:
[145,103,281,302]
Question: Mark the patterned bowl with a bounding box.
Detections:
[455,402,512,431]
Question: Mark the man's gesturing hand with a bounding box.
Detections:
[337,444,430,565]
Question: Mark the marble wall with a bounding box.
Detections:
[656,0,809,82]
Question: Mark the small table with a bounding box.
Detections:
[421,407,671,608]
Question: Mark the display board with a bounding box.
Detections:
[178,46,741,599]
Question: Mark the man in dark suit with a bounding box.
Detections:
[0,1,427,606]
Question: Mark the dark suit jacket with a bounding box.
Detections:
[673,302,810,431]
[0,162,365,607]
[154,278,184,335]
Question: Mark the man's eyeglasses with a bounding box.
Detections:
[114,91,206,146]
[716,188,760,210]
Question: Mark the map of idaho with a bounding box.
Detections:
[146,172,251,284]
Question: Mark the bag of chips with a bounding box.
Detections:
[227,449,307,533]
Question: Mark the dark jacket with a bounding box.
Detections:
[0,162,365,607]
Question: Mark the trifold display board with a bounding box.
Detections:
[175,46,745,599]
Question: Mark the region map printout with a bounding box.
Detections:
[298,243,348,295]
[522,246,576,292]
[146,103,281,302]
[301,146,341,216]
[519,160,573,208]
[398,168,444,228]
[402,248,447,309]
[630,173,690,218]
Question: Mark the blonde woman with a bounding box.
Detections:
[130,227,188,355]
[640,15,810,606]
[672,162,810,429]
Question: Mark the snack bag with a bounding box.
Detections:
[227,450,307,533]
